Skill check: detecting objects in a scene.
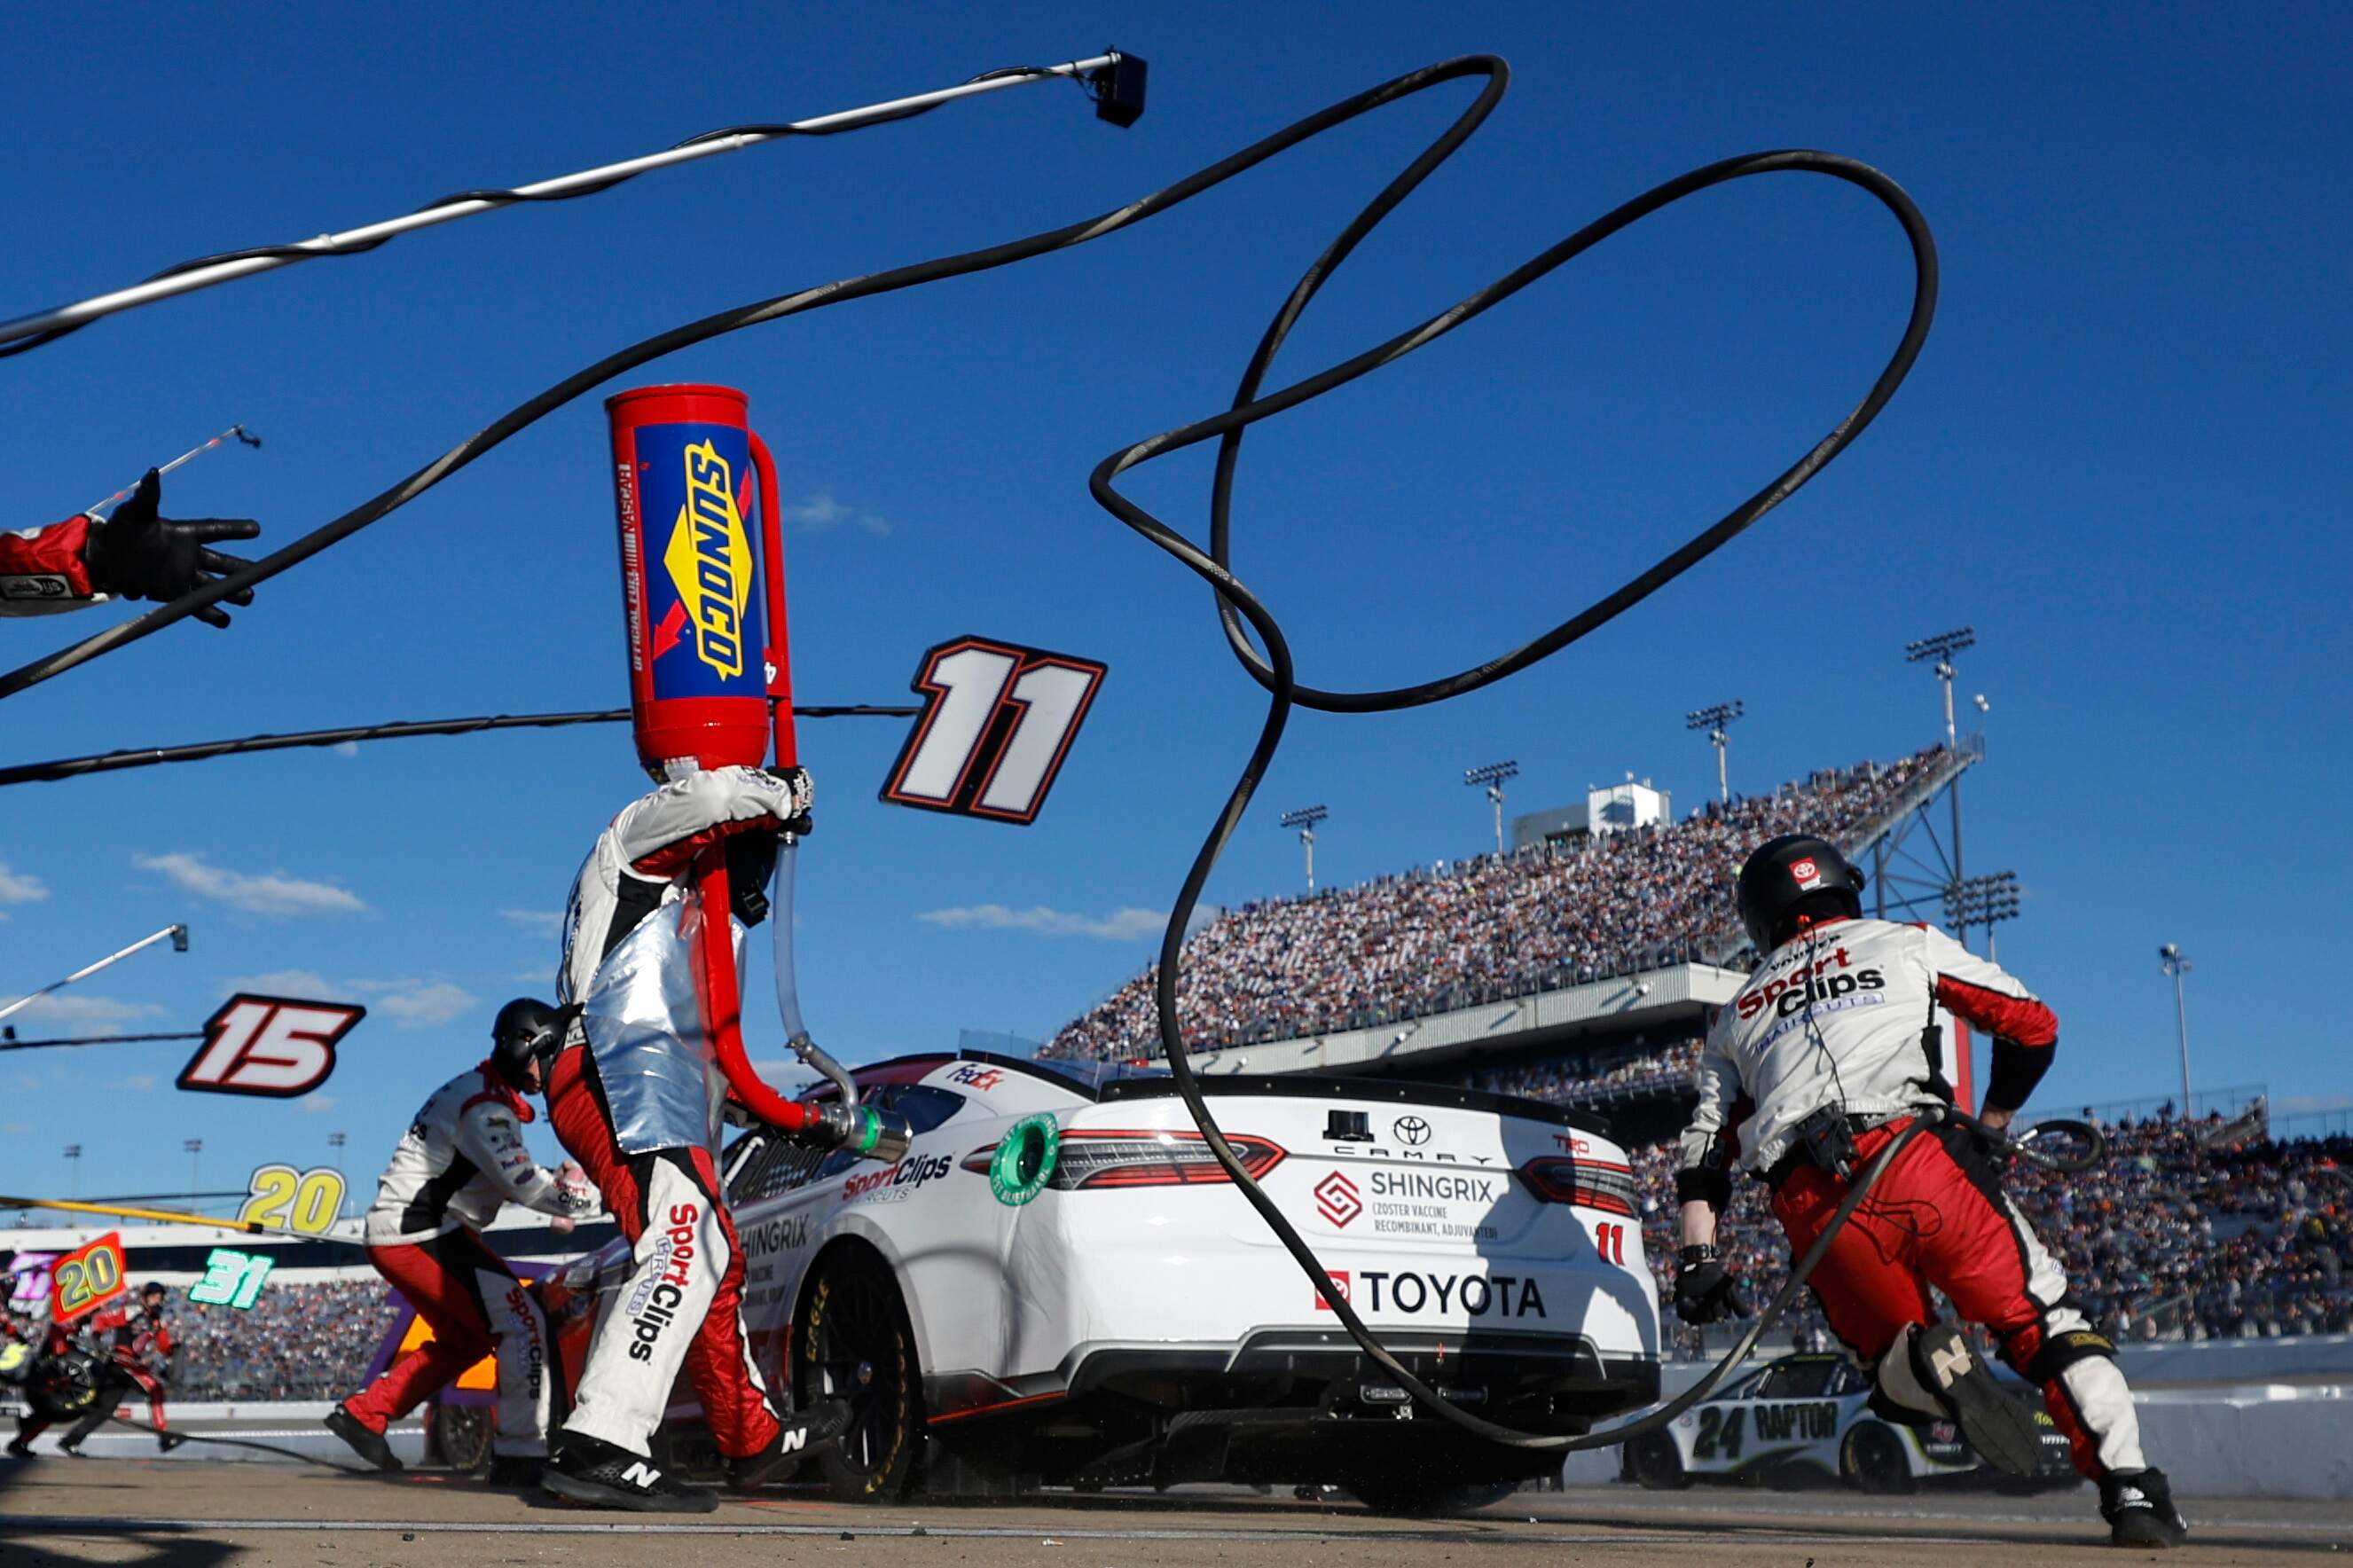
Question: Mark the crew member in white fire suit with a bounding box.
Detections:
[537,764,846,1513]
[326,1000,594,1482]
[1671,834,2186,1548]
[2,471,259,624]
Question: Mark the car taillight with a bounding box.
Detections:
[1518,1155,1635,1216]
[961,1128,1286,1189]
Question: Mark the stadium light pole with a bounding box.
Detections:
[1463,761,1518,855]
[1945,870,2020,961]
[2160,944,2194,1117]
[1279,805,1328,891]
[1908,627,1976,945]
[1685,702,1745,805]
[184,1138,203,1195]
[62,1143,81,1199]
[328,1131,349,1219]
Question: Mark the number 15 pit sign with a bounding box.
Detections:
[177,993,366,1099]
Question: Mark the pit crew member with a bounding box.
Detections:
[1672,834,2187,1549]
[10,1281,184,1457]
[2,470,260,625]
[325,1000,594,1481]
[538,764,846,1512]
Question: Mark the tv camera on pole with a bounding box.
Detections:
[1945,868,2020,960]
[1463,761,1518,856]
[1685,701,1744,806]
[2159,943,2195,1117]
[1279,805,1329,891]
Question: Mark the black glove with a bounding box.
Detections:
[1673,1247,1752,1325]
[84,469,261,627]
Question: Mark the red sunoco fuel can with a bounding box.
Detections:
[606,384,772,773]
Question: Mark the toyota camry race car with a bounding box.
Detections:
[1623,1352,2076,1494]
[542,1051,1659,1511]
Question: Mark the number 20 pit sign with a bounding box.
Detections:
[176,993,366,1099]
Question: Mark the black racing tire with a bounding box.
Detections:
[432,1400,492,1473]
[26,1349,101,1421]
[1840,1420,1917,1494]
[1344,1476,1519,1516]
[794,1245,923,1504]
[1628,1431,1693,1490]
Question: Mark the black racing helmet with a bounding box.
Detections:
[490,997,569,1087]
[1734,834,1866,953]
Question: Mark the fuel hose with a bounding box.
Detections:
[0,53,1951,1453]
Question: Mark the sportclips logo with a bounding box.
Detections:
[662,440,753,680]
[843,1153,954,1204]
[624,1204,700,1363]
[1735,944,1886,1022]
[505,1283,545,1400]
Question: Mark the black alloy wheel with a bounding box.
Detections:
[1627,1430,1693,1490]
[1841,1420,1917,1494]
[795,1246,922,1502]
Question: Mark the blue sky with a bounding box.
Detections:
[4,1,2347,1203]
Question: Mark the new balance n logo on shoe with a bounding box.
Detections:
[1929,1343,1973,1384]
[622,1462,663,1487]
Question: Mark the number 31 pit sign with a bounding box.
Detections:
[176,993,366,1099]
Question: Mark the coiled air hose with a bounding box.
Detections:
[0,53,1950,1454]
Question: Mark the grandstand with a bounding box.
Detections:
[1041,741,1975,1141]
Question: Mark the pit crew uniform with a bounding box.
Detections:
[0,515,99,615]
[1675,916,2153,1488]
[52,1297,178,1454]
[544,765,811,1469]
[339,1062,592,1460]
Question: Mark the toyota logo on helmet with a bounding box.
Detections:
[1736,835,1865,953]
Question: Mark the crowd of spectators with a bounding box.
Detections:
[1468,1039,1702,1109]
[1629,1114,2353,1357]
[171,1276,397,1403]
[1042,749,1950,1062]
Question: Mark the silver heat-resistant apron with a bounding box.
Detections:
[579,898,743,1156]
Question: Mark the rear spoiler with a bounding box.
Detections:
[1095,1071,1617,1139]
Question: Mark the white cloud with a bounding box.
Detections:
[224,968,339,1000]
[6,993,168,1025]
[0,1121,30,1136]
[2276,1094,2353,1117]
[785,493,890,537]
[332,741,360,759]
[365,981,476,1030]
[0,862,46,906]
[302,1094,340,1117]
[111,1073,157,1093]
[917,904,1169,942]
[499,909,565,937]
[223,971,476,1031]
[135,852,367,917]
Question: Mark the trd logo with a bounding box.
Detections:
[176,995,365,1099]
[1314,1172,1362,1227]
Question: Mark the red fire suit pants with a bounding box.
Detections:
[1771,1117,2145,1480]
[546,1043,781,1460]
[344,1228,552,1456]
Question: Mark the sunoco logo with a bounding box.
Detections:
[663,440,753,679]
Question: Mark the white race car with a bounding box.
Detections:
[1624,1352,2077,1493]
[554,1051,1660,1510]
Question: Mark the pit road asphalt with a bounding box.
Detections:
[4,1461,2347,1566]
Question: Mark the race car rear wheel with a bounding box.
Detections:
[1627,1431,1692,1490]
[432,1400,492,1473]
[795,1245,922,1503]
[1840,1421,1916,1494]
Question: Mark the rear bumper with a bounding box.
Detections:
[1067,1327,1659,1423]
